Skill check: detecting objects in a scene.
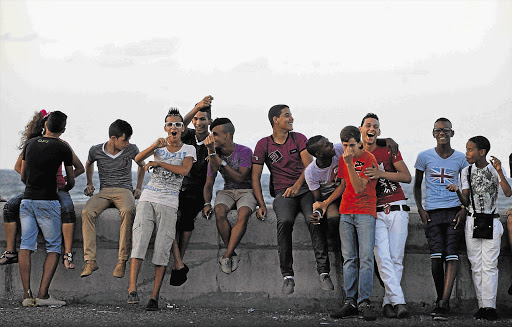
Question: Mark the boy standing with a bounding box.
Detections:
[81,119,145,278]
[360,113,411,319]
[19,111,75,306]
[202,118,257,274]
[127,109,196,311]
[252,105,331,294]
[447,136,511,320]
[330,126,378,321]
[413,117,468,321]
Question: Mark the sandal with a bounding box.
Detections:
[63,252,75,270]
[0,250,18,265]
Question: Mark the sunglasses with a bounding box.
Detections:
[165,122,184,128]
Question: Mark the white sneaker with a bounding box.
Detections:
[219,257,232,274]
[36,295,66,307]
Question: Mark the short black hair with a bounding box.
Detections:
[340,125,361,143]
[306,135,324,156]
[268,104,288,127]
[109,119,133,138]
[435,117,451,124]
[360,113,379,127]
[199,105,212,120]
[468,135,490,155]
[46,111,67,133]
[210,118,235,137]
[165,107,183,122]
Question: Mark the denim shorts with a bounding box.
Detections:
[20,199,62,253]
[425,207,463,260]
[3,191,75,223]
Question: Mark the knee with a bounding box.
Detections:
[119,206,136,219]
[214,206,229,221]
[81,208,95,221]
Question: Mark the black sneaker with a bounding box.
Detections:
[473,307,485,319]
[433,300,448,321]
[483,308,498,321]
[358,301,377,321]
[330,302,358,319]
[382,304,397,318]
[146,298,158,311]
[127,291,139,304]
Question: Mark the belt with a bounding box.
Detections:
[376,204,410,213]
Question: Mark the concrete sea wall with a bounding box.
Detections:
[1,202,512,309]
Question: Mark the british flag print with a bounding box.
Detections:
[428,167,456,184]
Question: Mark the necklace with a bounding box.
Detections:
[166,136,183,148]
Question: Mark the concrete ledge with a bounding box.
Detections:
[1,202,512,309]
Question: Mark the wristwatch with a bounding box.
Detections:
[221,160,227,167]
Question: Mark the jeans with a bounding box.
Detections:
[3,191,75,223]
[20,200,62,253]
[339,213,376,304]
[273,187,330,276]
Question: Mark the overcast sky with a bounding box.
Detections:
[1,0,511,173]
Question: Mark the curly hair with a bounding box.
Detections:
[18,110,48,149]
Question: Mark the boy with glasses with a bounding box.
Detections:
[413,118,468,321]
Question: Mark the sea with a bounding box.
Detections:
[1,170,511,210]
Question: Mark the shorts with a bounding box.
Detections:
[425,207,463,261]
[131,201,177,266]
[177,188,203,232]
[3,191,75,223]
[19,200,62,253]
[214,189,257,212]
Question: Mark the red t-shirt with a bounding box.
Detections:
[371,146,407,206]
[337,150,378,218]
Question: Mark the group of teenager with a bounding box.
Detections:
[1,96,512,321]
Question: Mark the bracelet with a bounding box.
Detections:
[204,202,211,207]
[208,152,216,157]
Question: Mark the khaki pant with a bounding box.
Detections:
[82,188,136,261]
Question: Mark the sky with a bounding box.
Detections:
[1,0,511,174]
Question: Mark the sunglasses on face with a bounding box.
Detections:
[433,128,452,134]
[165,122,184,128]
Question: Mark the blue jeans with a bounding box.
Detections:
[20,200,62,253]
[339,213,376,304]
[3,191,75,223]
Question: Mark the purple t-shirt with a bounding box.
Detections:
[252,132,307,194]
[207,143,253,190]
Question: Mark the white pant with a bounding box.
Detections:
[374,200,409,306]
[465,216,503,309]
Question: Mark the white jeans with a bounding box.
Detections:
[374,200,409,306]
[465,216,503,309]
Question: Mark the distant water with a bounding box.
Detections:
[1,170,511,210]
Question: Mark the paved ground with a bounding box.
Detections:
[1,299,512,327]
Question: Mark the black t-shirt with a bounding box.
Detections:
[181,128,208,190]
[23,136,73,200]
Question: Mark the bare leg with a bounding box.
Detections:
[223,207,250,259]
[61,223,75,269]
[171,240,184,270]
[3,222,17,252]
[128,258,143,293]
[179,231,192,258]
[215,204,231,252]
[431,258,445,300]
[37,252,60,299]
[150,265,166,300]
[442,261,458,302]
[18,249,32,298]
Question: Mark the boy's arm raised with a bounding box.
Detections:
[183,95,213,127]
[342,148,368,194]
[491,156,512,197]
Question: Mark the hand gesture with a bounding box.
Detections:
[312,201,327,216]
[154,138,167,148]
[490,156,502,171]
[84,184,95,197]
[196,95,214,110]
[256,206,267,221]
[445,184,459,192]
[365,164,381,180]
[144,161,160,172]
[343,147,354,165]
[309,211,322,225]
[204,134,215,153]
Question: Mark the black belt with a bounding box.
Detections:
[376,204,410,212]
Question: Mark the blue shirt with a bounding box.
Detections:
[414,148,468,211]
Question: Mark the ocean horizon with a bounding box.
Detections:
[1,169,511,210]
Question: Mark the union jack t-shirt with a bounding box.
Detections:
[414,148,468,211]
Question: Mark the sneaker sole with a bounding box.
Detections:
[433,316,448,321]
